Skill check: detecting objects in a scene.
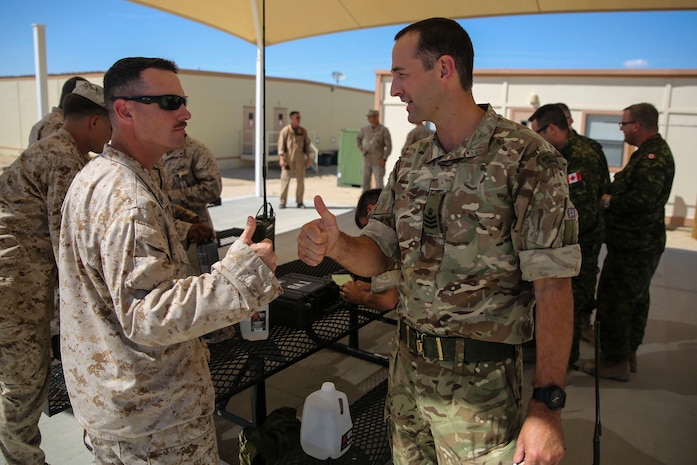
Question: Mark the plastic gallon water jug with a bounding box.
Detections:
[240,304,269,341]
[300,382,353,459]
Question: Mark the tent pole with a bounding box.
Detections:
[251,0,264,198]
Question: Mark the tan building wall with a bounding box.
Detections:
[0,70,373,170]
[376,69,697,227]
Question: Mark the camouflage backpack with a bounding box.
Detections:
[239,407,301,465]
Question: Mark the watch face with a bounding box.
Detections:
[534,386,566,410]
[549,390,565,409]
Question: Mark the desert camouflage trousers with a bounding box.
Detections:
[386,335,523,465]
[0,320,51,465]
[87,415,219,465]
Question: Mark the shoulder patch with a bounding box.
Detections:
[538,152,559,170]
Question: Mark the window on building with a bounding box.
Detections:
[584,113,624,168]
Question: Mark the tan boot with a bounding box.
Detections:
[581,314,594,344]
[581,358,630,382]
[628,351,637,373]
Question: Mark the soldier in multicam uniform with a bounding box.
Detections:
[58,57,281,465]
[357,109,392,191]
[28,76,87,145]
[339,188,400,312]
[582,102,675,382]
[529,104,609,369]
[1,81,111,465]
[299,18,581,465]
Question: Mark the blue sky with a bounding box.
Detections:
[2,1,696,91]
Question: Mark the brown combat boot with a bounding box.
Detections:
[582,358,630,382]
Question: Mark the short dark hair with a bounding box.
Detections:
[624,103,659,132]
[59,76,87,109]
[554,102,572,119]
[62,94,108,119]
[528,104,569,131]
[355,188,382,229]
[395,18,474,92]
[289,111,300,118]
[103,57,178,112]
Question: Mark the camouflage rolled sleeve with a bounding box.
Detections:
[513,147,581,281]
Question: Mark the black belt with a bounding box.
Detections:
[398,320,516,362]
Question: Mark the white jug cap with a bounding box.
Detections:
[321,382,336,391]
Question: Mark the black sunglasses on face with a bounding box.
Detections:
[110,95,188,110]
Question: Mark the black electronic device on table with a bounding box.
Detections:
[270,273,342,329]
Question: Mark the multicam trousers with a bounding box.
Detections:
[386,335,523,465]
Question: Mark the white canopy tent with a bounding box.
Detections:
[123,0,696,195]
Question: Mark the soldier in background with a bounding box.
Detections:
[299,18,580,465]
[277,111,311,208]
[401,121,432,156]
[583,102,675,381]
[28,76,87,145]
[339,188,399,312]
[161,134,222,275]
[553,102,610,343]
[161,134,222,229]
[0,81,110,465]
[357,109,392,191]
[529,104,608,370]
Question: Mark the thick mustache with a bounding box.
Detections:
[175,122,188,130]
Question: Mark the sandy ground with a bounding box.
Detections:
[218,164,364,208]
[3,153,695,251]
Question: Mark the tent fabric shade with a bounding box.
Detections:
[128,0,696,46]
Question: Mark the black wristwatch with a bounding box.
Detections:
[532,386,566,410]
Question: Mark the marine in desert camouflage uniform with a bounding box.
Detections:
[28,76,87,145]
[400,122,433,156]
[58,57,281,465]
[160,134,222,276]
[357,110,392,191]
[161,134,222,228]
[1,81,110,465]
[298,19,581,465]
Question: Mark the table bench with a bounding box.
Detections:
[46,258,391,424]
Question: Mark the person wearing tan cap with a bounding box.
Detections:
[28,75,88,145]
[0,80,111,465]
[357,109,392,191]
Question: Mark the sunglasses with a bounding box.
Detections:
[110,94,188,110]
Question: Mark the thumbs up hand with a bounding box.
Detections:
[297,196,339,266]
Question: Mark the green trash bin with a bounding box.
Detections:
[337,129,362,187]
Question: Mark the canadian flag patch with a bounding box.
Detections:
[647,153,656,159]
[567,171,582,184]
